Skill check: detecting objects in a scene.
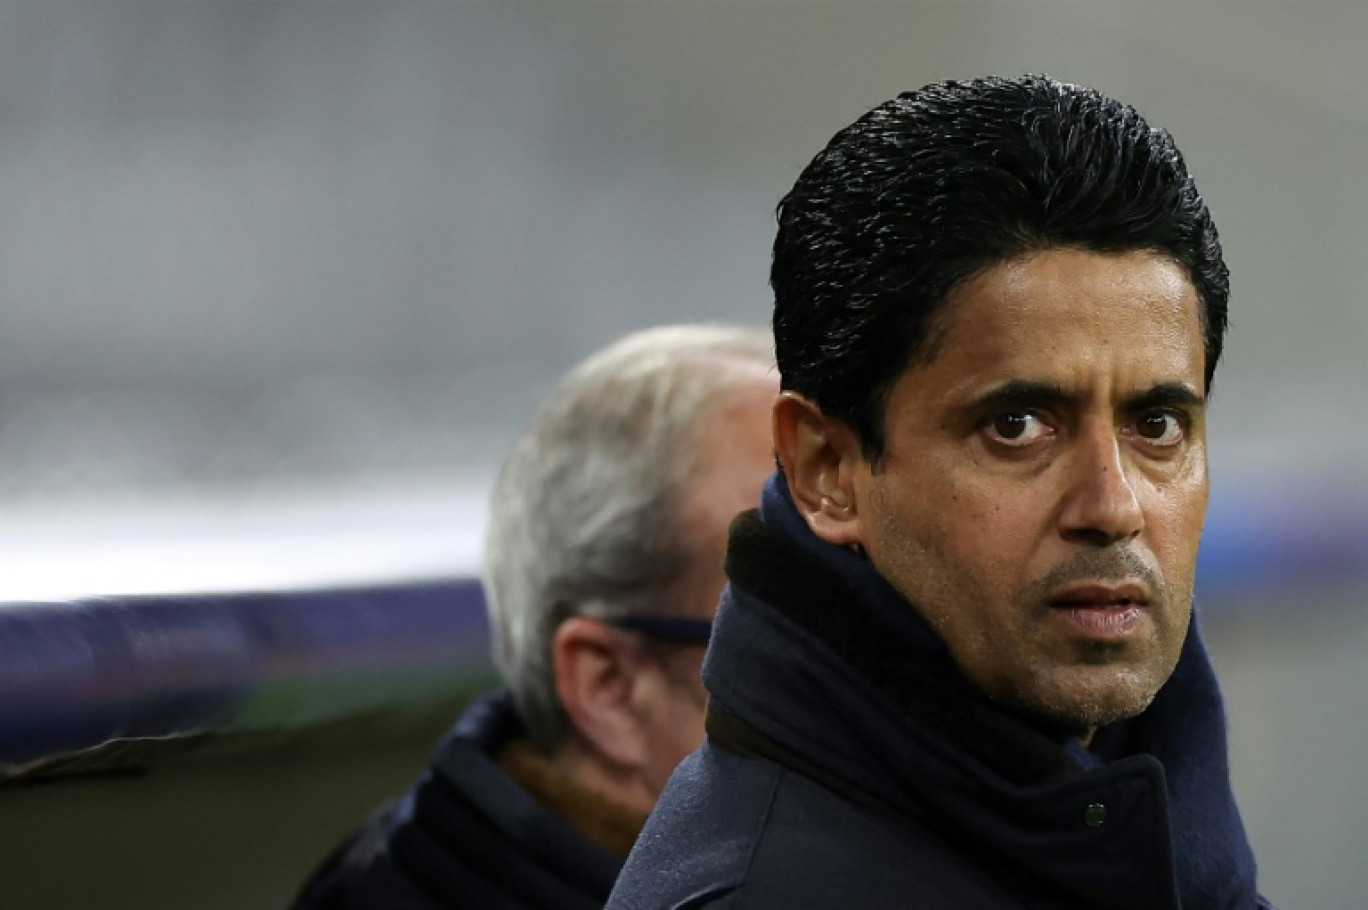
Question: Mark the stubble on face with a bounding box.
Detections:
[869,458,1194,737]
[856,249,1208,738]
[1005,548,1190,731]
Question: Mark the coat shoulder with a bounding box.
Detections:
[607,744,780,910]
[609,742,1026,910]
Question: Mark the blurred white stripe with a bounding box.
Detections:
[0,481,489,599]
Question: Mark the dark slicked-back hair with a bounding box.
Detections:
[772,75,1228,462]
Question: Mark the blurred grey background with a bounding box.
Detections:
[0,2,1361,906]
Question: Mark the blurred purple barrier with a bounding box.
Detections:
[0,579,490,768]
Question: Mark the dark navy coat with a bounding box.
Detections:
[608,476,1271,909]
[294,691,621,910]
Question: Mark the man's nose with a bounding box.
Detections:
[1058,424,1144,547]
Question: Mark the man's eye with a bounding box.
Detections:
[988,412,1048,445]
[1135,412,1184,445]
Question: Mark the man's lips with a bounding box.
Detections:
[1046,582,1152,637]
[1046,581,1151,610]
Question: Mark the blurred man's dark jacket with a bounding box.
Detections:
[293,691,627,910]
[607,476,1270,909]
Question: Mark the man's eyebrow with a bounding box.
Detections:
[966,380,1206,413]
[968,380,1078,412]
[1121,383,1206,413]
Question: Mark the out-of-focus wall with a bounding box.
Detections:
[0,3,1358,907]
[1,2,1365,504]
[1208,590,1368,910]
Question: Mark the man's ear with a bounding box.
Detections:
[551,617,647,771]
[772,392,866,548]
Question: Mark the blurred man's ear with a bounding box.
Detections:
[772,392,866,548]
[552,617,650,772]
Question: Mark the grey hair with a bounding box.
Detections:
[482,324,774,753]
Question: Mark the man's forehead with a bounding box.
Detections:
[940,248,1199,321]
[900,249,1207,398]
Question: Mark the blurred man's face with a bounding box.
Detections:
[637,368,776,795]
[852,249,1208,738]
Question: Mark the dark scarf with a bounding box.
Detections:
[392,691,624,909]
[705,473,1261,908]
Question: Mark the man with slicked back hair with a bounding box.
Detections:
[608,77,1273,910]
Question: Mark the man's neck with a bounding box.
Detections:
[497,738,650,858]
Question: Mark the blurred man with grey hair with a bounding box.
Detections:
[294,324,776,910]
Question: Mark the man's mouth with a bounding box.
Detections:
[1046,582,1151,637]
[1047,581,1150,609]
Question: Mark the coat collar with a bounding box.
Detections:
[702,473,1259,909]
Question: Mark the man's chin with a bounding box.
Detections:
[1001,667,1163,738]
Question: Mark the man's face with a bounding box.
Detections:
[639,368,777,794]
[853,248,1208,734]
